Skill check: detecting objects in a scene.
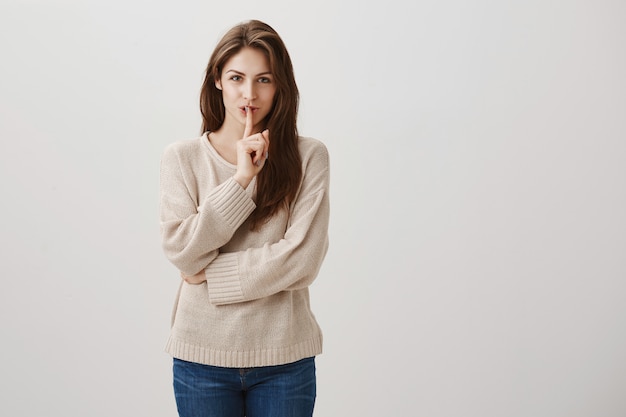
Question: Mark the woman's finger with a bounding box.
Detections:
[261,129,270,159]
[251,136,264,165]
[243,106,253,138]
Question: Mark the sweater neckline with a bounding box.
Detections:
[201,131,237,170]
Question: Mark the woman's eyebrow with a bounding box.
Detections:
[224,69,272,76]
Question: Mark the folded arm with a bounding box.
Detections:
[204,144,330,305]
[159,147,256,276]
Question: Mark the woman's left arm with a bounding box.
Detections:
[200,142,330,305]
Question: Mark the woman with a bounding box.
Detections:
[159,20,329,417]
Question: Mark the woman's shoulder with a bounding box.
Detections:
[297,136,329,161]
[163,135,205,157]
[160,136,208,175]
[161,136,208,170]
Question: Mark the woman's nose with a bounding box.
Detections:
[243,81,256,100]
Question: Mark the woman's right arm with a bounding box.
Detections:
[159,145,256,276]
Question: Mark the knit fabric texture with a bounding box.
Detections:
[160,132,329,368]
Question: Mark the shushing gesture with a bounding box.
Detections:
[182,107,270,285]
[233,106,270,189]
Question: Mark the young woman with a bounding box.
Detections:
[159,20,330,417]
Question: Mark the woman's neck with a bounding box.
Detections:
[215,116,245,140]
[209,116,265,164]
[208,125,240,165]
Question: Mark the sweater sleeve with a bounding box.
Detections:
[204,142,330,305]
[159,144,256,276]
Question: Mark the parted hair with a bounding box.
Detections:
[200,20,302,230]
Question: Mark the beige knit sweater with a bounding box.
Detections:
[160,132,329,368]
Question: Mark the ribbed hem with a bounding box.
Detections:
[165,336,323,368]
[206,177,255,230]
[205,252,243,304]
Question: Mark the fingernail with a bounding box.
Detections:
[265,151,269,159]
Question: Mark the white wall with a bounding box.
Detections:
[1,1,624,416]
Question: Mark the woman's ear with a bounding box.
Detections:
[215,79,222,90]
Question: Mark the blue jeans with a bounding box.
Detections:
[173,357,316,417]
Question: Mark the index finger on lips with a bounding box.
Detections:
[243,106,253,139]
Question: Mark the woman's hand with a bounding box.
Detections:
[233,107,270,189]
[181,270,207,285]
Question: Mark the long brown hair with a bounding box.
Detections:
[200,20,302,230]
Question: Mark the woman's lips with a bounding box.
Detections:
[241,106,259,114]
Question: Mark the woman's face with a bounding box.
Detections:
[216,47,277,133]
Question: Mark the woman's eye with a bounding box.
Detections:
[230,75,242,81]
[258,77,271,83]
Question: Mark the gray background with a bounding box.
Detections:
[1,0,625,416]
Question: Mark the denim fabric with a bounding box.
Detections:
[173,357,316,417]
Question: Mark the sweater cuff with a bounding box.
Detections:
[205,177,256,230]
[205,252,244,304]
